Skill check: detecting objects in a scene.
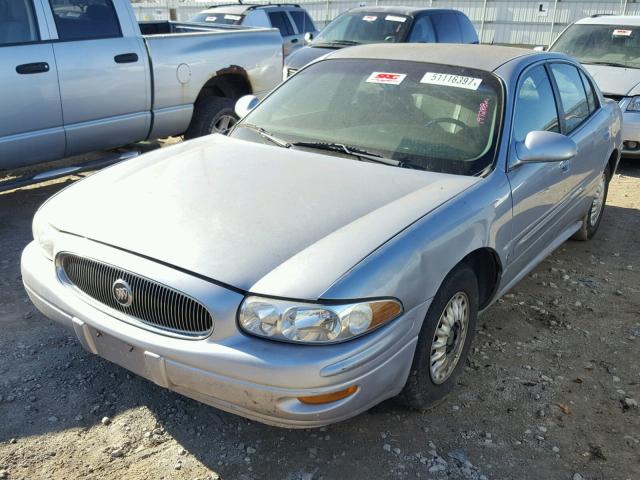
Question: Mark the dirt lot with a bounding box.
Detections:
[0,153,638,480]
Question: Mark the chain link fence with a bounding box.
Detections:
[132,0,640,46]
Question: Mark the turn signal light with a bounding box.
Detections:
[298,386,358,405]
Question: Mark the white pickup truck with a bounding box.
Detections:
[0,0,283,170]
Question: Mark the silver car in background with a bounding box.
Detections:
[549,15,640,157]
[22,45,621,428]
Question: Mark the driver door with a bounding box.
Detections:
[506,63,571,275]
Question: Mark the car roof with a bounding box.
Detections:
[575,15,640,26]
[202,3,303,13]
[347,6,462,16]
[327,44,539,72]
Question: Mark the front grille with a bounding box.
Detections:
[57,253,213,339]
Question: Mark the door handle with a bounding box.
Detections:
[114,53,138,64]
[291,38,299,43]
[16,62,50,74]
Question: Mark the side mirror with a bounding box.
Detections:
[533,45,546,52]
[304,32,314,43]
[515,131,577,165]
[235,95,259,118]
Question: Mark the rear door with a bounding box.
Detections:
[548,62,610,211]
[506,63,569,273]
[47,0,150,156]
[268,10,298,56]
[0,0,64,169]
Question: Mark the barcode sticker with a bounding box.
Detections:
[421,72,483,90]
[385,15,406,22]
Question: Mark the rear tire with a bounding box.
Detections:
[572,165,610,241]
[184,96,238,139]
[399,263,479,410]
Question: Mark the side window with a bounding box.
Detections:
[289,10,315,33]
[457,14,478,44]
[49,0,121,41]
[432,13,462,43]
[408,16,436,43]
[549,63,590,133]
[268,11,294,36]
[513,65,560,142]
[0,0,40,46]
[579,69,598,114]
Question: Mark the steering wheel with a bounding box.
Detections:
[424,117,470,133]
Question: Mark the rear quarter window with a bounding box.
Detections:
[432,13,462,43]
[457,14,478,43]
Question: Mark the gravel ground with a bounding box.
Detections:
[0,150,638,480]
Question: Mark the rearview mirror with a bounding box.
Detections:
[515,131,577,165]
[235,95,259,118]
[304,32,314,43]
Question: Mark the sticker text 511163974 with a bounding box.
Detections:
[421,72,483,90]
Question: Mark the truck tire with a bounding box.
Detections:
[184,96,238,139]
[572,165,610,241]
[399,263,479,410]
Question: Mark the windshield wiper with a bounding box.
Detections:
[312,40,361,47]
[237,124,292,148]
[291,141,426,170]
[582,61,631,68]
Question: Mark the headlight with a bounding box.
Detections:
[238,296,403,344]
[626,96,640,112]
[32,210,57,260]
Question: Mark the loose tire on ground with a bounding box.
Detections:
[572,165,611,241]
[184,96,238,139]
[399,263,479,410]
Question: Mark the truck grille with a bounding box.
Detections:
[57,253,213,339]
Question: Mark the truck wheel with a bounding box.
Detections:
[184,97,238,139]
[572,165,610,241]
[399,264,478,410]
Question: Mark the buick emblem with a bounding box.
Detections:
[112,279,133,307]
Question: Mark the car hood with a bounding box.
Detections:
[285,45,334,70]
[582,64,640,96]
[43,135,479,300]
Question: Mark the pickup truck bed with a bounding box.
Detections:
[0,0,283,170]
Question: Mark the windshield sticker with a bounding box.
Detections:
[366,72,407,85]
[421,72,483,90]
[224,14,242,20]
[385,15,406,22]
[205,16,217,21]
[476,98,490,125]
[613,29,632,37]
[362,15,377,22]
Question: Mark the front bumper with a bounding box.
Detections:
[616,98,640,157]
[21,238,426,428]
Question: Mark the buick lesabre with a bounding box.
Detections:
[22,44,622,427]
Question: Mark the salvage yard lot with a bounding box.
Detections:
[0,151,638,480]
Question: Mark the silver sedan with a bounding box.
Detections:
[22,44,622,428]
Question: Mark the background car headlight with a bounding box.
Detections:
[626,96,640,112]
[239,296,403,344]
[32,210,57,260]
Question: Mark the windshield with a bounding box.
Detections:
[191,11,244,25]
[312,12,411,46]
[550,24,640,69]
[231,59,502,176]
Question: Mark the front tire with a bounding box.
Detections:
[572,165,610,241]
[184,96,238,139]
[399,264,479,409]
